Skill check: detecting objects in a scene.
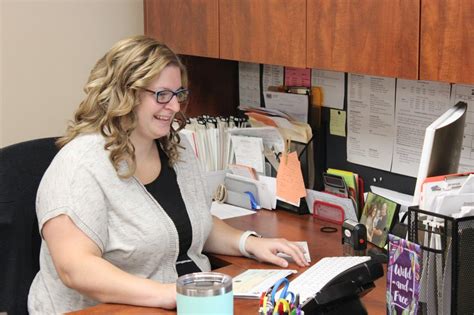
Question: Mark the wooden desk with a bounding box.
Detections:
[69,210,386,314]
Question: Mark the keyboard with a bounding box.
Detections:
[278,256,371,305]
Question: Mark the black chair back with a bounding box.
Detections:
[0,137,59,315]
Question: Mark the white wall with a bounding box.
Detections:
[1,0,144,147]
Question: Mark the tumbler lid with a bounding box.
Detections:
[176,272,233,297]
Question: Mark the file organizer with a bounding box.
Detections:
[407,206,474,315]
[223,176,259,210]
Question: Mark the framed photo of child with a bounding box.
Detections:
[359,192,399,248]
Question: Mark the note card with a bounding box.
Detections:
[276,151,306,206]
[284,67,311,87]
[231,135,265,173]
[387,234,422,315]
[311,69,345,109]
[263,64,284,92]
[330,109,346,137]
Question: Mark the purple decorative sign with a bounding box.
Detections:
[387,234,422,315]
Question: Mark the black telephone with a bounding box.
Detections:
[302,258,384,315]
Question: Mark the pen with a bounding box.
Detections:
[244,191,261,210]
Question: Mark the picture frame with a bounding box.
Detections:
[359,192,399,248]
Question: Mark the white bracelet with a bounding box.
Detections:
[239,230,261,258]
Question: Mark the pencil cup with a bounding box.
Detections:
[176,272,233,315]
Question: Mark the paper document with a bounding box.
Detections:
[284,67,311,87]
[264,91,309,123]
[183,118,235,172]
[370,186,414,205]
[233,269,297,299]
[210,202,256,220]
[229,164,257,179]
[258,175,277,209]
[459,174,474,194]
[239,62,260,107]
[311,69,345,109]
[418,172,473,211]
[392,79,451,177]
[347,74,396,171]
[231,135,265,173]
[263,64,284,92]
[228,127,285,154]
[431,193,474,216]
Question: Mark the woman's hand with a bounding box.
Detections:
[245,237,310,268]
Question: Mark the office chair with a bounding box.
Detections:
[0,137,59,315]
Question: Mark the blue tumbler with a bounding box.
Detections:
[176,272,233,314]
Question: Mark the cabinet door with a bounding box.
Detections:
[144,0,219,58]
[307,0,419,79]
[219,0,306,68]
[420,0,474,84]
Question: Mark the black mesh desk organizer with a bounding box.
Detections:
[408,206,474,315]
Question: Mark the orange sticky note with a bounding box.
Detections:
[276,152,307,205]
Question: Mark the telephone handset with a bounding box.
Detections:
[302,259,384,315]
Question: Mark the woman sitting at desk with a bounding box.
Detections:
[28,36,308,314]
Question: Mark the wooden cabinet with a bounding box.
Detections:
[420,0,474,84]
[307,0,420,79]
[144,0,219,58]
[219,0,306,68]
[144,0,474,84]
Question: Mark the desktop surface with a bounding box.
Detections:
[68,210,386,314]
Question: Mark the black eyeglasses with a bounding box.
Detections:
[141,87,189,104]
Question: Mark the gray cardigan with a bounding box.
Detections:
[28,133,213,314]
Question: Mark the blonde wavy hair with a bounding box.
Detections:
[56,35,187,178]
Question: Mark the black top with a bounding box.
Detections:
[144,144,202,276]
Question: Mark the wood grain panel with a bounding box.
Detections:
[420,0,474,84]
[180,56,239,118]
[307,0,419,79]
[144,0,219,58]
[219,0,306,68]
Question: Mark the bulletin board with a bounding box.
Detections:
[320,76,416,196]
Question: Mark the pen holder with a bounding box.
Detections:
[176,272,233,315]
[407,206,474,315]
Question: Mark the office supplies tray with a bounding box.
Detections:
[407,206,474,315]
